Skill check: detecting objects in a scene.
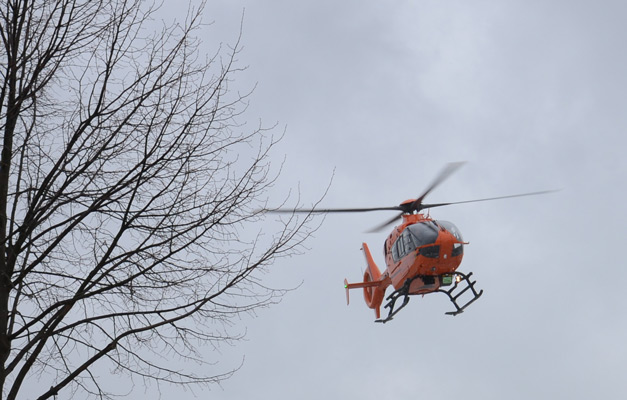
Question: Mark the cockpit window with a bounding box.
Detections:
[406,221,439,247]
[437,220,463,242]
[438,220,464,257]
[392,222,440,262]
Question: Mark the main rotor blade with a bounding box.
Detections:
[421,189,560,210]
[411,162,465,209]
[366,212,404,233]
[264,206,404,214]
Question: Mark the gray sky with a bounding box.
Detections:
[160,1,625,399]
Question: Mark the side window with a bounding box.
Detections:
[395,237,405,260]
[392,230,416,262]
[403,231,416,252]
[391,238,401,262]
[391,238,399,261]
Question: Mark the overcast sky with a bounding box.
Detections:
[156,1,626,399]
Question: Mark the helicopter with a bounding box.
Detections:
[268,162,555,323]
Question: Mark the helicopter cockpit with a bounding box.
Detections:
[391,220,464,262]
[391,221,437,261]
[436,220,464,257]
[436,220,463,242]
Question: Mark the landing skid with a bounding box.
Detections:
[375,272,483,323]
[438,271,483,316]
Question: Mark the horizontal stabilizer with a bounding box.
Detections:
[344,279,381,305]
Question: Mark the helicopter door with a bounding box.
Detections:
[391,230,418,263]
[391,236,404,262]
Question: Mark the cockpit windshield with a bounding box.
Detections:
[437,220,464,257]
[406,221,439,247]
[436,220,463,242]
[391,220,464,262]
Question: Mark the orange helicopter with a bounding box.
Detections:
[270,162,555,323]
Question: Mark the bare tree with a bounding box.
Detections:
[0,1,309,398]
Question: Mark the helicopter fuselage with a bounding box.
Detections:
[384,213,465,291]
[344,211,481,322]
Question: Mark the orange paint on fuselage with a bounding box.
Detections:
[345,212,468,319]
[384,214,464,291]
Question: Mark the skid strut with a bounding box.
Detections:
[375,271,483,323]
[374,279,412,323]
[438,271,483,316]
[375,275,419,324]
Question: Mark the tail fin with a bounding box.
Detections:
[344,243,387,318]
[361,242,381,282]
